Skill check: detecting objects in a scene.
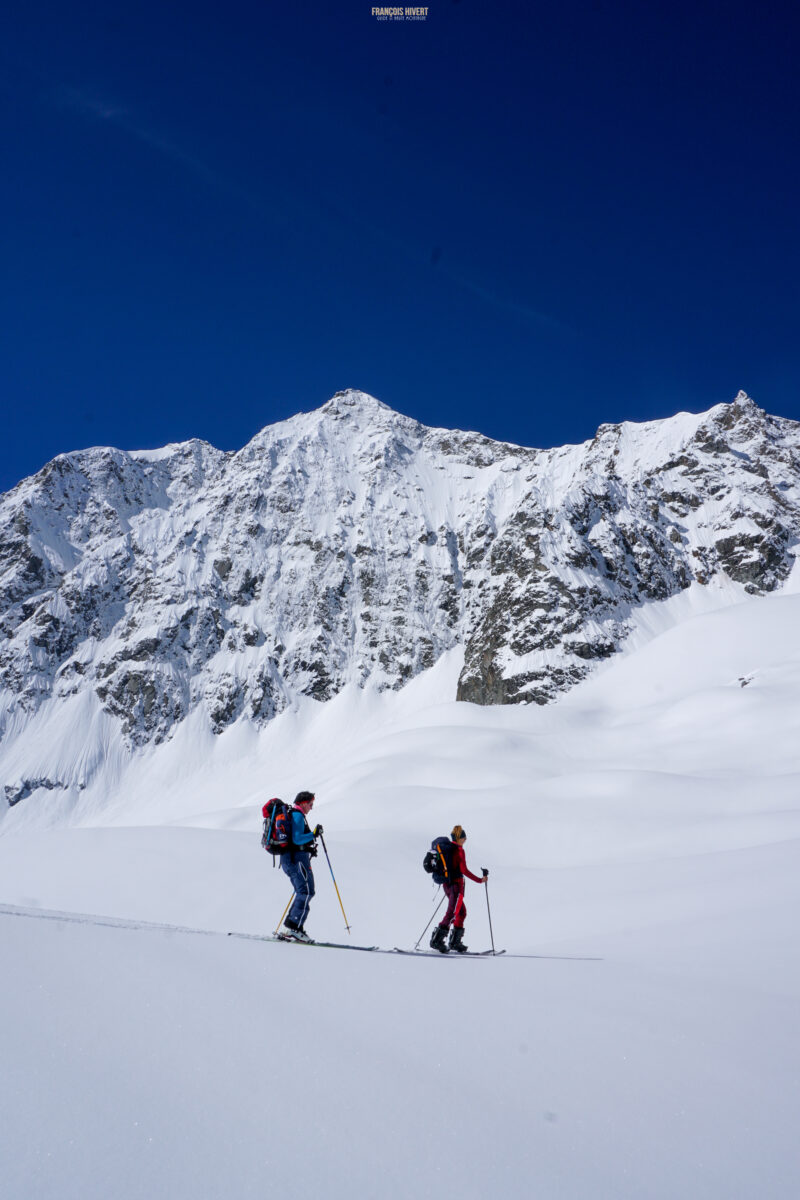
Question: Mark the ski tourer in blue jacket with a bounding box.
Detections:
[280,791,321,941]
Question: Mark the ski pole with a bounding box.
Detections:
[318,832,351,934]
[483,870,496,955]
[275,894,293,935]
[414,891,446,949]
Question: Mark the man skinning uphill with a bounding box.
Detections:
[430,825,487,954]
[280,791,322,942]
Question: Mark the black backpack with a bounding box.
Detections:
[423,836,455,885]
[261,798,293,860]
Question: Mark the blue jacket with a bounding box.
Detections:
[290,808,315,848]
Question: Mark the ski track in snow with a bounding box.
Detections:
[0,904,602,959]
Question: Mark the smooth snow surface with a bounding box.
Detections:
[2,589,800,1199]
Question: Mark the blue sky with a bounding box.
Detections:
[2,0,799,492]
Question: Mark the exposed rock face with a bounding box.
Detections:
[1,390,799,773]
[459,392,800,704]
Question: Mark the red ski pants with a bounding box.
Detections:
[440,881,466,929]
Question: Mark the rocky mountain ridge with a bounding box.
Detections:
[2,388,799,807]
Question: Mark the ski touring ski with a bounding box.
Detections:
[393,947,506,958]
[227,931,380,953]
[393,948,600,960]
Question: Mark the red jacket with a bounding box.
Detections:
[451,842,483,884]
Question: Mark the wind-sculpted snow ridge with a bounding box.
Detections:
[1,388,799,808]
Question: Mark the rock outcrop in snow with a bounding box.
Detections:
[1,389,799,804]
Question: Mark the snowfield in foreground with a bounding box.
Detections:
[2,581,800,1199]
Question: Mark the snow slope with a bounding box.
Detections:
[2,585,799,1198]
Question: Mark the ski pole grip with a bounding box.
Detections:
[482,868,489,877]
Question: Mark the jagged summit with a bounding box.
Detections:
[590,389,761,441]
[317,388,424,439]
[322,388,394,414]
[2,390,800,813]
[236,388,421,463]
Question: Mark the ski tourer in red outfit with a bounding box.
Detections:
[430,825,487,954]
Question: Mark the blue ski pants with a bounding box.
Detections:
[281,851,315,928]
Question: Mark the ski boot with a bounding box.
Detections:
[281,920,313,944]
[449,926,468,954]
[430,924,450,954]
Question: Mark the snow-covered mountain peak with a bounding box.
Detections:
[127,437,222,465]
[2,391,800,815]
[234,389,423,468]
[321,387,396,417]
[572,390,783,487]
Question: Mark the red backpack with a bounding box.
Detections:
[261,798,293,860]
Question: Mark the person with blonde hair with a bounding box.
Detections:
[429,825,487,954]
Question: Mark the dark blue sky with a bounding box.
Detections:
[2,0,799,492]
